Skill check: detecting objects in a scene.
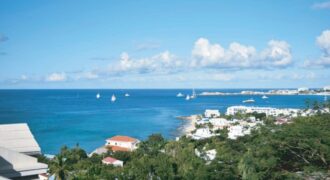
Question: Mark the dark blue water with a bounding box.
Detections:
[0,89,324,154]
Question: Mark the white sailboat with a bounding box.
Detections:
[96,93,101,99]
[185,95,190,100]
[262,95,268,99]
[111,94,116,102]
[243,98,255,103]
[176,92,184,97]
[125,93,130,97]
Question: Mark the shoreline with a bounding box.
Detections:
[176,115,200,135]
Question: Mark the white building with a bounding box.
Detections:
[102,157,124,167]
[228,125,251,140]
[106,135,140,152]
[209,118,230,129]
[0,123,48,179]
[324,86,330,91]
[226,106,300,117]
[298,87,309,92]
[204,109,221,118]
[191,128,214,140]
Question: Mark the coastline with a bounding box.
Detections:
[176,115,200,135]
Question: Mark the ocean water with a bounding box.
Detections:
[0,89,325,154]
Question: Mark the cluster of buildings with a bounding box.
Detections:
[188,109,263,140]
[188,103,330,141]
[0,123,48,180]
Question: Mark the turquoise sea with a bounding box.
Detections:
[0,89,325,154]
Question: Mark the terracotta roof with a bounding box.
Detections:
[102,157,118,164]
[107,145,131,152]
[107,135,138,142]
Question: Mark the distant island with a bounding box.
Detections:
[200,86,330,96]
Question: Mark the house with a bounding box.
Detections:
[0,123,48,179]
[106,135,140,152]
[102,157,124,167]
[204,109,220,118]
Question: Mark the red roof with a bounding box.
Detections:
[107,135,138,142]
[102,157,118,163]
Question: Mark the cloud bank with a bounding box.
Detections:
[191,38,292,69]
[305,29,330,67]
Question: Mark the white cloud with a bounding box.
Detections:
[192,38,225,66]
[317,30,330,55]
[260,40,292,67]
[312,1,330,9]
[305,30,330,67]
[191,38,292,69]
[46,72,67,82]
[107,51,183,75]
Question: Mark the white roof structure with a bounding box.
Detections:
[0,146,47,179]
[0,123,41,155]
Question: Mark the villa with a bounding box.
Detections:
[106,135,140,152]
[102,157,124,167]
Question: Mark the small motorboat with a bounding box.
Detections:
[243,98,255,103]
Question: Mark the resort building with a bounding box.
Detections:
[298,87,309,93]
[226,106,300,117]
[0,123,48,179]
[204,109,220,118]
[106,135,140,152]
[102,157,124,167]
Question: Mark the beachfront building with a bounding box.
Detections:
[204,109,220,118]
[226,106,300,117]
[106,135,140,152]
[102,157,124,167]
[0,123,48,179]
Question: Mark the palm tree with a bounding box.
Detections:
[50,155,69,180]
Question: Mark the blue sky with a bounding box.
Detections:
[0,0,330,89]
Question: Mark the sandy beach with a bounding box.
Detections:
[177,115,201,135]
